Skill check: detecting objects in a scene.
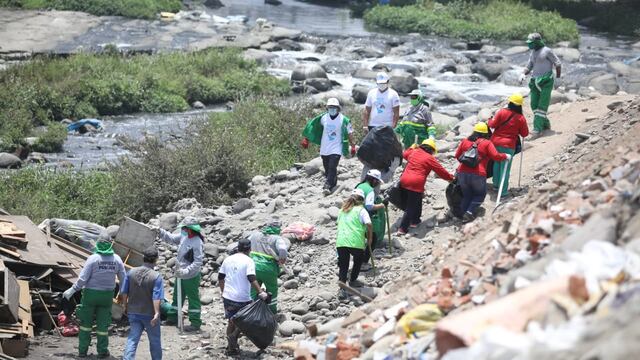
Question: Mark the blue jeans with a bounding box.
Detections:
[458,172,487,215]
[123,316,162,360]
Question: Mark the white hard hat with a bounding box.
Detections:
[376,72,390,84]
[366,169,384,183]
[408,89,423,97]
[326,97,340,108]
[351,188,365,199]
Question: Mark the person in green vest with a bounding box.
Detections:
[301,98,357,195]
[248,219,289,313]
[395,89,436,149]
[62,235,126,358]
[336,188,373,298]
[520,32,562,139]
[355,169,388,271]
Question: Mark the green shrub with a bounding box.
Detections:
[0,168,118,225]
[32,122,67,153]
[364,0,579,43]
[0,49,290,150]
[0,0,182,19]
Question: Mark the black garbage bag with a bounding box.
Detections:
[384,182,407,211]
[446,179,464,218]
[357,126,403,170]
[231,300,277,350]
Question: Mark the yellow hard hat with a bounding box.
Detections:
[421,138,437,154]
[474,122,489,134]
[508,93,524,106]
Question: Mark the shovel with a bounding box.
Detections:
[176,275,183,333]
[493,158,511,213]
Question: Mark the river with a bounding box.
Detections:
[49,0,639,169]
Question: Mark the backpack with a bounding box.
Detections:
[458,140,482,167]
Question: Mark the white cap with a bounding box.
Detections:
[408,89,422,97]
[366,169,384,183]
[376,72,390,84]
[351,188,365,199]
[326,97,340,107]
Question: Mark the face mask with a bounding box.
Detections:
[328,107,339,116]
[378,83,388,91]
[181,230,188,237]
[527,42,535,50]
[410,98,420,106]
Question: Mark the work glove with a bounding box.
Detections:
[505,154,513,161]
[350,145,357,156]
[518,73,526,84]
[300,137,310,149]
[63,287,76,300]
[258,291,269,302]
[176,268,189,278]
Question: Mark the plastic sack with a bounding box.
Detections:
[281,222,315,241]
[396,303,443,338]
[446,180,464,218]
[232,300,278,349]
[46,218,110,251]
[357,126,403,170]
[62,323,79,337]
[57,311,68,326]
[385,182,407,211]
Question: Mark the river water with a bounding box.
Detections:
[51,0,639,169]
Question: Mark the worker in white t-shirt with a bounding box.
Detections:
[218,239,268,355]
[362,72,400,132]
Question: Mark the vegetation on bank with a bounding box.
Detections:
[0,49,290,152]
[363,0,579,43]
[0,0,181,19]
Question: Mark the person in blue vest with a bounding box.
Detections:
[301,98,357,195]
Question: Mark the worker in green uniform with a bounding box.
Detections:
[248,219,289,313]
[395,89,436,149]
[63,236,126,358]
[355,169,388,271]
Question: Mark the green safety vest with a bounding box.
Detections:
[356,182,386,245]
[336,206,367,250]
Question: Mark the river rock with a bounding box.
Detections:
[283,279,299,289]
[278,38,302,51]
[589,73,619,95]
[353,68,377,80]
[322,59,360,74]
[305,78,332,92]
[432,112,458,127]
[304,157,323,176]
[203,243,219,258]
[27,152,47,164]
[192,101,205,109]
[389,45,416,56]
[158,213,178,230]
[608,61,640,77]
[291,63,327,82]
[232,198,253,214]
[436,90,470,104]
[477,108,493,122]
[291,302,310,315]
[503,46,529,56]
[389,71,418,94]
[374,62,420,76]
[243,49,277,65]
[351,47,384,59]
[106,225,119,239]
[471,61,510,81]
[204,0,223,8]
[352,85,370,104]
[279,320,306,337]
[499,69,523,86]
[0,153,22,169]
[554,47,581,63]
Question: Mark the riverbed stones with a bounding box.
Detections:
[503,46,529,56]
[471,61,511,81]
[0,153,22,169]
[305,78,332,92]
[390,71,418,94]
[283,279,299,289]
[436,90,470,104]
[279,320,306,336]
[353,68,377,80]
[243,48,277,65]
[554,47,581,63]
[192,101,205,109]
[352,85,370,104]
[351,47,384,59]
[232,198,253,214]
[432,112,458,127]
[589,73,619,95]
[291,63,327,81]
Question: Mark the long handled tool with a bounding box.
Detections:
[366,241,377,280]
[176,275,183,333]
[385,206,392,255]
[518,136,524,188]
[493,159,511,213]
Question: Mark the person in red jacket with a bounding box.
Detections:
[397,138,454,235]
[455,122,510,223]
[488,93,529,197]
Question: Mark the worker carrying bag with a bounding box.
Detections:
[446,178,464,218]
[232,299,277,349]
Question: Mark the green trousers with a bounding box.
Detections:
[529,74,554,132]
[492,146,515,197]
[250,254,280,313]
[77,288,113,356]
[168,273,202,328]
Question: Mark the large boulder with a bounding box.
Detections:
[278,38,303,51]
[352,84,370,104]
[351,46,384,59]
[499,69,524,86]
[471,61,511,81]
[373,62,421,76]
[389,70,418,94]
[353,68,377,80]
[553,47,581,63]
[607,61,640,77]
[588,73,619,95]
[305,78,332,92]
[432,112,458,128]
[435,90,471,104]
[503,46,529,56]
[0,153,22,169]
[243,49,277,66]
[290,63,327,82]
[321,59,360,74]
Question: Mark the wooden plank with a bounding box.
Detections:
[17,280,32,338]
[0,263,19,324]
[0,248,19,260]
[0,236,27,250]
